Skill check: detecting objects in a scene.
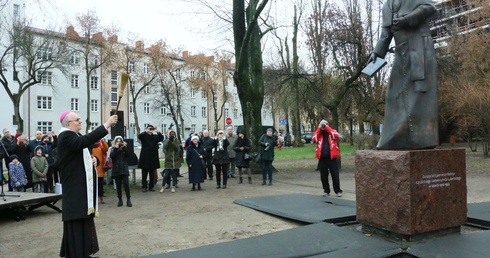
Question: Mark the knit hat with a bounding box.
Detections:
[10,154,19,161]
[320,119,329,125]
[34,145,45,154]
[191,135,199,141]
[267,128,273,132]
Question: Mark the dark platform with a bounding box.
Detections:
[233,193,356,224]
[144,193,490,257]
[0,192,62,221]
[408,230,490,258]
[143,223,401,258]
[467,202,490,228]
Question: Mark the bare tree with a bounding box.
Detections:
[69,10,118,133]
[233,0,271,146]
[186,52,234,133]
[0,21,70,132]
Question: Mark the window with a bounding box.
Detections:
[143,63,149,74]
[71,74,79,88]
[128,62,134,73]
[37,96,52,110]
[191,106,196,117]
[190,70,195,78]
[200,72,206,80]
[129,102,134,113]
[201,90,207,99]
[111,70,117,85]
[162,124,167,134]
[37,71,53,85]
[37,121,52,134]
[91,99,98,112]
[144,86,150,94]
[160,106,167,115]
[191,124,196,132]
[71,98,79,111]
[225,108,229,118]
[144,103,150,114]
[201,107,207,117]
[92,55,99,66]
[175,69,181,79]
[90,123,99,131]
[191,89,196,98]
[71,51,80,65]
[202,124,207,132]
[233,93,238,102]
[233,109,238,119]
[111,87,117,107]
[13,4,19,20]
[90,76,98,89]
[37,47,52,60]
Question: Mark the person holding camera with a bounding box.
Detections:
[312,120,342,197]
[160,129,181,193]
[110,136,132,207]
[258,128,276,186]
[212,130,230,189]
[138,125,164,192]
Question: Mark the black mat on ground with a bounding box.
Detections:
[467,202,490,228]
[408,230,490,258]
[143,223,401,258]
[233,193,356,224]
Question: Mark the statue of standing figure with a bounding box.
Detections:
[369,0,438,150]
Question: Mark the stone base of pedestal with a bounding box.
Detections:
[355,149,467,237]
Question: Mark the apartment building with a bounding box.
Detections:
[0,1,273,139]
[431,0,490,48]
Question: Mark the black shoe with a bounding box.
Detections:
[178,174,184,177]
[198,185,202,190]
[262,181,266,185]
[142,188,148,192]
[192,186,196,191]
[117,199,123,207]
[209,177,213,180]
[216,185,221,189]
[126,199,132,207]
[222,185,227,189]
[149,188,155,192]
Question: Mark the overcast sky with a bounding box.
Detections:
[26,0,235,55]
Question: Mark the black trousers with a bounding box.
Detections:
[215,164,228,186]
[318,158,342,194]
[141,168,155,189]
[204,155,213,178]
[114,175,131,199]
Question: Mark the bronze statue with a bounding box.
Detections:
[369,0,438,150]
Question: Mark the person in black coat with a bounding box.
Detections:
[212,130,230,189]
[233,129,252,184]
[57,111,118,258]
[186,135,205,191]
[201,130,215,180]
[137,125,164,192]
[110,136,132,207]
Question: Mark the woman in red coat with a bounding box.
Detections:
[312,120,342,197]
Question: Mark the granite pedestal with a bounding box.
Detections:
[355,149,467,239]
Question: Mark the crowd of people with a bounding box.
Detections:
[1,112,343,258]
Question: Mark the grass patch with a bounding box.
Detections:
[275,143,357,160]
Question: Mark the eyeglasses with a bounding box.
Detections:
[68,118,81,122]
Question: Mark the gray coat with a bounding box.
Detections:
[374,0,438,150]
